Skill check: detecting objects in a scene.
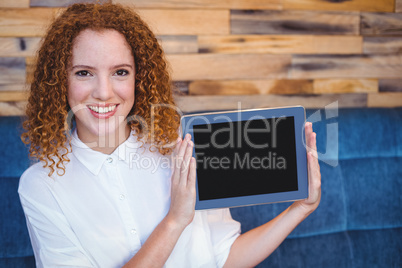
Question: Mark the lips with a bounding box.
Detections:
[87,104,118,119]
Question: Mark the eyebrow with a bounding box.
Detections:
[71,64,134,70]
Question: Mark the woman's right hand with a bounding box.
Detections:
[123,134,196,267]
[166,133,197,231]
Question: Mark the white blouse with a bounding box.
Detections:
[19,130,241,268]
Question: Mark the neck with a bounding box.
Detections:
[77,125,131,155]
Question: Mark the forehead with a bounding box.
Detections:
[71,29,134,64]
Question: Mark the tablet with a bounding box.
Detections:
[180,106,308,210]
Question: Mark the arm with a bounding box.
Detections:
[223,122,321,268]
[124,134,197,268]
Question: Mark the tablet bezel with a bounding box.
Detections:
[180,106,308,210]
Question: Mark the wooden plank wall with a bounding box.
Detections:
[0,0,401,115]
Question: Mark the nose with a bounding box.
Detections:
[92,75,114,101]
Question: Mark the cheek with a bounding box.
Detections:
[119,81,135,105]
[67,80,89,107]
[126,89,135,105]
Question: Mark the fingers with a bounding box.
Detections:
[308,151,321,202]
[307,150,313,185]
[305,122,312,150]
[173,136,182,155]
[187,157,196,191]
[181,138,194,178]
[305,122,319,173]
[305,122,317,156]
[176,134,190,161]
[172,137,184,185]
[305,122,321,205]
[310,132,317,158]
[172,134,194,187]
[171,138,183,185]
[305,121,313,138]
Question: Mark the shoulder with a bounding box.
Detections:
[18,162,54,198]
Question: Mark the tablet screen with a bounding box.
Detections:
[193,116,298,201]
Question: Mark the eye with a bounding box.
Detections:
[75,70,91,76]
[115,69,129,76]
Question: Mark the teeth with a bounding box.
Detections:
[88,105,116,114]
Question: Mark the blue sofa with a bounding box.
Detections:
[1,108,401,267]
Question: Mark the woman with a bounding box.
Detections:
[19,3,321,268]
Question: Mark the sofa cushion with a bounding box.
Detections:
[0,177,33,258]
[257,228,402,268]
[0,116,30,178]
[341,157,402,230]
[310,108,402,161]
[0,256,35,267]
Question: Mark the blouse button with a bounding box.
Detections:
[119,194,125,200]
[130,229,137,235]
[106,157,113,163]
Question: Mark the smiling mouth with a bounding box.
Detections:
[87,104,117,114]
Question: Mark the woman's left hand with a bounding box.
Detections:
[293,122,322,214]
[224,122,322,268]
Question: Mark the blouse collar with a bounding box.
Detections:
[71,129,141,176]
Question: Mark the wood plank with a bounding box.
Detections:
[167,54,291,80]
[0,91,28,102]
[0,57,26,84]
[198,35,362,54]
[283,0,394,12]
[396,0,402,12]
[361,12,402,36]
[115,0,282,10]
[0,101,26,116]
[0,8,58,37]
[231,10,359,35]
[363,37,402,54]
[157,36,198,54]
[31,0,110,7]
[172,81,190,94]
[313,79,378,94]
[0,37,41,57]
[189,80,314,95]
[26,57,36,84]
[0,0,29,8]
[174,93,368,113]
[379,79,402,92]
[137,9,229,35]
[397,0,402,12]
[290,54,402,79]
[0,84,27,92]
[0,8,228,36]
[367,92,402,107]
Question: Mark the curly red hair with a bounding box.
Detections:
[22,3,180,176]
